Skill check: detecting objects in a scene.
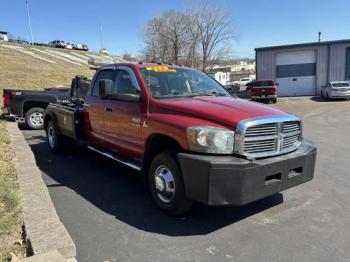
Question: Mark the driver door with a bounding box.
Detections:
[106,67,144,160]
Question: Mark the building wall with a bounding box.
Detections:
[256,42,350,96]
[317,45,328,89]
[329,43,350,81]
[256,50,274,80]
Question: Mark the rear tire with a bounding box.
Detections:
[271,98,277,103]
[25,107,45,130]
[45,120,67,153]
[149,152,194,216]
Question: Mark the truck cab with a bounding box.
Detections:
[44,63,317,216]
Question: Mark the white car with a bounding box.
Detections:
[321,81,350,99]
[99,48,110,55]
[48,40,66,48]
[75,44,83,50]
[234,78,252,87]
[65,43,73,49]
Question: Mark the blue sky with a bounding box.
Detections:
[1,0,350,58]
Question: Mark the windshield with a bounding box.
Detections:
[140,67,230,99]
[332,82,350,87]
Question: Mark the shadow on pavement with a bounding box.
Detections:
[310,96,350,102]
[26,133,284,237]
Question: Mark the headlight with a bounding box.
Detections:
[187,126,234,154]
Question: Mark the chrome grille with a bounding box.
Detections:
[234,115,302,158]
[282,134,300,149]
[244,138,276,154]
[283,121,300,133]
[282,121,302,150]
[245,123,277,137]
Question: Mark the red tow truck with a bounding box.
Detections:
[44,63,317,216]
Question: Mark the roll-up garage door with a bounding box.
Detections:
[276,50,316,96]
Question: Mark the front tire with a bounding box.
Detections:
[25,107,45,130]
[149,152,194,216]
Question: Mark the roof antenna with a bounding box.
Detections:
[318,32,321,42]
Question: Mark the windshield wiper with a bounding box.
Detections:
[194,91,228,97]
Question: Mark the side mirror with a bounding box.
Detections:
[99,79,113,99]
[276,83,279,86]
[114,93,140,102]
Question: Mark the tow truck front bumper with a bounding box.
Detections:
[178,140,317,206]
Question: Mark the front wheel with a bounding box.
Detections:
[149,152,194,216]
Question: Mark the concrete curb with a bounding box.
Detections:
[18,249,74,262]
[6,122,77,261]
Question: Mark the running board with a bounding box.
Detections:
[87,146,142,171]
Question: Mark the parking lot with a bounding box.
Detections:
[21,98,350,262]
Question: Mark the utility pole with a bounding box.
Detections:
[99,23,103,49]
[25,0,34,44]
[318,32,321,42]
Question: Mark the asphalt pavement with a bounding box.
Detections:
[21,97,350,262]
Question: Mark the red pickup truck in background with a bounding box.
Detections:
[246,80,278,103]
[44,63,316,216]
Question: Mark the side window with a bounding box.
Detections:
[92,70,116,96]
[114,70,138,95]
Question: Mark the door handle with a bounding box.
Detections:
[104,107,113,112]
[132,118,142,125]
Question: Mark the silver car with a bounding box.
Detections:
[48,40,66,48]
[321,81,350,99]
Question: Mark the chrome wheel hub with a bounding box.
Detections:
[154,165,175,204]
[30,112,43,127]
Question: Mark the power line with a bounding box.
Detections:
[25,0,34,44]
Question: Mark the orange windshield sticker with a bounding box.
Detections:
[145,66,176,72]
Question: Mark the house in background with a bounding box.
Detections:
[0,31,9,42]
[208,60,256,86]
[230,61,256,81]
[256,39,350,97]
[207,67,231,86]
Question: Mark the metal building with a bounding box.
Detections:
[255,39,350,96]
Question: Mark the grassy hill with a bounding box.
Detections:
[0,43,97,97]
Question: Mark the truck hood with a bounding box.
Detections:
[155,96,288,128]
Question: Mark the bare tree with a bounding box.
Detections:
[121,51,138,62]
[191,2,236,71]
[142,2,236,70]
[184,15,200,67]
[143,11,191,64]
